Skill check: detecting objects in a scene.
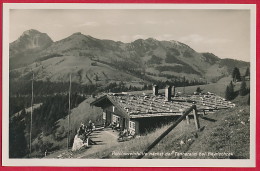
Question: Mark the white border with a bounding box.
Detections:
[2,3,256,167]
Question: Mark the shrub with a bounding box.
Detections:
[147,55,162,65]
[239,80,248,96]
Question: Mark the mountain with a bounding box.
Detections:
[9,30,250,85]
[10,29,53,56]
[10,29,53,68]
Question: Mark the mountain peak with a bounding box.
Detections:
[72,32,82,36]
[170,40,180,45]
[10,29,53,58]
[22,29,42,36]
[68,32,94,40]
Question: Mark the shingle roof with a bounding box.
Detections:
[91,92,235,118]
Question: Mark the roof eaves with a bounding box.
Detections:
[106,95,130,119]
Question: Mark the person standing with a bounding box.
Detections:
[88,120,93,132]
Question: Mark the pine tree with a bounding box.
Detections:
[240,80,247,96]
[232,67,241,82]
[245,67,250,76]
[225,82,234,100]
[225,86,231,100]
[9,116,28,158]
[196,87,203,93]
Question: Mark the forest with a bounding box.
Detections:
[9,72,207,158]
[9,93,85,158]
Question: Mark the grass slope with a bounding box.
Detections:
[57,97,103,142]
[31,97,103,157]
[83,94,250,159]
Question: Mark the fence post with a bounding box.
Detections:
[186,115,190,125]
[193,106,200,130]
[136,105,196,159]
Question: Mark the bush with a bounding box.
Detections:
[239,80,248,96]
[147,55,162,65]
[225,82,235,100]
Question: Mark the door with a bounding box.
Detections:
[122,118,126,130]
[106,111,112,126]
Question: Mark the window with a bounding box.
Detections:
[129,121,136,135]
[112,106,115,112]
[103,112,106,119]
[129,121,135,129]
[112,114,120,123]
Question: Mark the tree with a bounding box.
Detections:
[232,67,241,82]
[9,116,28,158]
[196,87,203,94]
[225,86,231,100]
[239,80,248,96]
[225,81,234,100]
[245,67,250,76]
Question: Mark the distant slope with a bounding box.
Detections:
[55,97,103,143]
[10,30,250,85]
[31,97,103,155]
[83,95,250,159]
[10,29,53,69]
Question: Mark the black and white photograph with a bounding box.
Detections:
[2,3,256,167]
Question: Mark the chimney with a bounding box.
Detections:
[172,86,176,97]
[165,85,172,101]
[153,85,159,96]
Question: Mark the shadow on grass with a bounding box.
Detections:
[200,117,217,122]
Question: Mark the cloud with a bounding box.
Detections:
[126,21,135,25]
[132,34,147,40]
[75,21,99,27]
[163,19,175,25]
[144,20,157,25]
[179,34,231,45]
[106,20,119,26]
[119,35,130,42]
[155,34,175,41]
[53,24,63,28]
[180,34,204,43]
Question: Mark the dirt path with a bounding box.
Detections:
[75,129,119,158]
[45,128,119,159]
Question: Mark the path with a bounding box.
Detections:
[75,129,119,158]
[45,128,119,159]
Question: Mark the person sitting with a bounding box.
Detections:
[111,122,116,131]
[88,120,93,132]
[77,123,85,139]
[92,122,95,131]
[72,129,86,151]
[115,122,120,131]
[122,129,128,137]
[118,128,128,141]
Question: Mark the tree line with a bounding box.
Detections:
[225,67,250,101]
[9,93,85,158]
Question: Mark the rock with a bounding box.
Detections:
[72,135,85,151]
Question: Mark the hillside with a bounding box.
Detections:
[10,29,53,69]
[9,29,251,159]
[28,97,103,158]
[44,94,250,159]
[10,30,249,86]
[78,95,250,159]
[40,77,250,159]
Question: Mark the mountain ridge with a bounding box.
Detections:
[10,30,249,85]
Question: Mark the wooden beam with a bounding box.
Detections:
[186,115,190,125]
[193,106,200,130]
[136,105,195,159]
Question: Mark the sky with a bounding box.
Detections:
[10,9,251,61]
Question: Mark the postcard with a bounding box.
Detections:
[2,3,256,167]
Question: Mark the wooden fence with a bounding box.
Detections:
[136,104,199,159]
